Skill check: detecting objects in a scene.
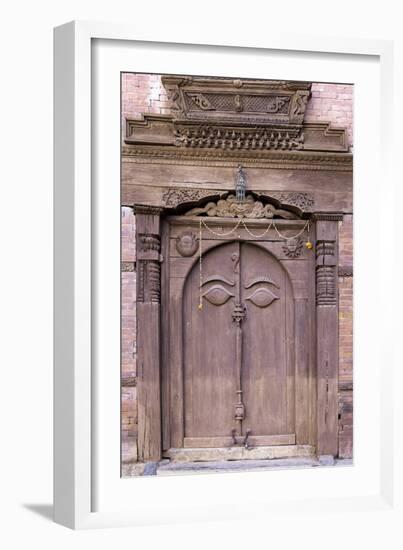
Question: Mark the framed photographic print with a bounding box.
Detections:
[54,21,400,532]
[120,72,353,476]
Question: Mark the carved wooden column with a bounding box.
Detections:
[314,213,342,458]
[134,205,163,462]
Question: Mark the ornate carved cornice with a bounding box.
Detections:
[124,115,348,155]
[161,76,311,126]
[122,146,353,172]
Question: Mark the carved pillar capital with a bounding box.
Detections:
[312,212,344,222]
[132,204,164,216]
[135,209,162,304]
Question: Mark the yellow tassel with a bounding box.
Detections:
[305,241,313,249]
[198,303,203,310]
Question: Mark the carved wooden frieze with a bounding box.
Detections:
[173,126,304,151]
[185,194,297,219]
[266,192,315,211]
[316,266,337,305]
[315,240,337,305]
[161,76,312,126]
[162,188,218,208]
[137,233,162,304]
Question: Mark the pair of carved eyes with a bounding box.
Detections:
[202,275,279,308]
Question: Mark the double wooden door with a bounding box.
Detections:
[162,218,314,455]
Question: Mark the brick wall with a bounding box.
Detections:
[338,214,353,458]
[121,74,354,466]
[305,83,353,149]
[121,207,137,464]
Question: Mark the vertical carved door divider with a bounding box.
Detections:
[230,249,247,443]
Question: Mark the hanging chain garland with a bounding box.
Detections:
[198,217,312,310]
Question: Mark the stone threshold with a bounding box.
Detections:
[122,457,353,477]
[164,444,315,463]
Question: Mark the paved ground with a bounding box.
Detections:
[122,457,353,477]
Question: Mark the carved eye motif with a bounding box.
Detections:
[245,288,279,308]
[202,285,234,306]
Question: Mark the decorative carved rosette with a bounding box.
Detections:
[176,231,199,257]
[283,237,303,258]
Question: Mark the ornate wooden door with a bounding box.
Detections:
[162,215,315,458]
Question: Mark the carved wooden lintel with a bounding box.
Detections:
[160,188,315,216]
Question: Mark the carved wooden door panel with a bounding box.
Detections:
[183,241,295,448]
[183,241,240,448]
[240,243,295,446]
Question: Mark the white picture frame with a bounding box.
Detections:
[54,21,401,531]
